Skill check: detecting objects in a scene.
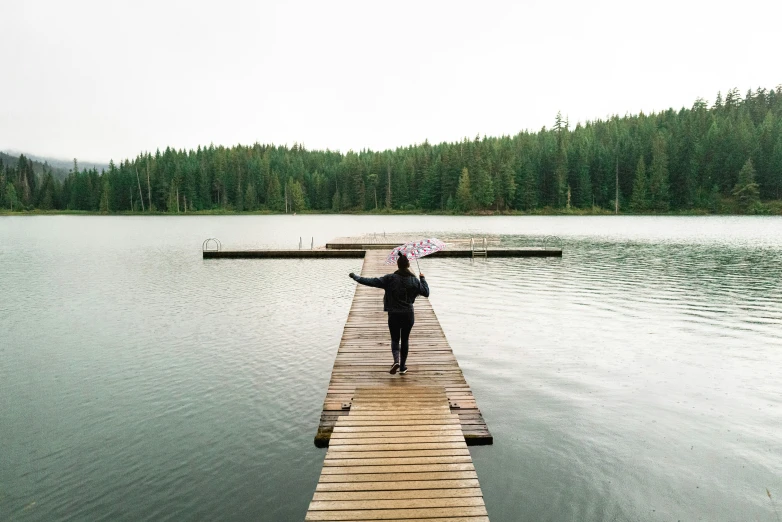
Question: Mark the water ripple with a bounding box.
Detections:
[2,215,782,522]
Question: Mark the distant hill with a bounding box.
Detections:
[0,151,109,181]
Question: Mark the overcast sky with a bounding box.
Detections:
[1,0,780,163]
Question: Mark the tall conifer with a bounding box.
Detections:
[630,157,648,212]
[456,168,473,211]
[732,158,760,212]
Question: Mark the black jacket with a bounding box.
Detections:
[351,270,430,313]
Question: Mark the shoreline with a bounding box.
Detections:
[1,207,781,217]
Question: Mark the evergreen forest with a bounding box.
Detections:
[3,87,782,214]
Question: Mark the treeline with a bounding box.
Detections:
[2,86,782,214]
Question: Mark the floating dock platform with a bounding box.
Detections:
[203,237,561,259]
[203,249,367,258]
[203,248,559,258]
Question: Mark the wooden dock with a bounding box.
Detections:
[315,250,492,446]
[202,249,366,259]
[204,247,560,259]
[202,236,562,522]
[306,386,488,521]
[203,232,560,259]
[199,235,564,520]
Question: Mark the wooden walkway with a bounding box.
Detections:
[202,235,561,259]
[314,251,492,447]
[306,386,489,521]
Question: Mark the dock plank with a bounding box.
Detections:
[305,505,488,520]
[314,479,482,492]
[307,386,488,521]
[311,488,483,501]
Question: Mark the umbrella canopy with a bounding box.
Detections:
[385,238,446,265]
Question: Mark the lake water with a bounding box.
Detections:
[1,215,781,522]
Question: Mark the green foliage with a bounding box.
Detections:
[732,158,760,213]
[648,137,670,212]
[499,162,516,209]
[99,179,110,213]
[288,179,306,211]
[475,168,494,208]
[332,188,341,212]
[266,171,283,211]
[5,183,17,210]
[630,157,648,212]
[244,181,257,211]
[456,168,473,211]
[167,179,178,212]
[517,158,538,210]
[6,86,782,214]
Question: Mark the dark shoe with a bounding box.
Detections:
[399,367,408,375]
[389,362,399,374]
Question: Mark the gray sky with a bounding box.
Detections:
[1,0,780,163]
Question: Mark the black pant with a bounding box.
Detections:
[388,311,415,369]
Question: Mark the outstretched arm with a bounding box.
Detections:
[418,275,430,297]
[349,273,388,289]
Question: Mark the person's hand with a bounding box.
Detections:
[419,272,425,278]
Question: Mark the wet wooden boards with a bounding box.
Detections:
[314,251,492,447]
[306,386,489,521]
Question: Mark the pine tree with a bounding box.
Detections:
[554,158,567,207]
[732,158,760,213]
[630,157,648,212]
[553,113,569,207]
[235,177,244,212]
[576,164,591,208]
[456,168,473,211]
[99,179,110,213]
[385,163,392,209]
[198,153,210,210]
[18,155,32,205]
[289,180,306,211]
[648,138,670,211]
[244,181,257,211]
[41,174,55,210]
[266,171,283,211]
[517,159,538,210]
[771,135,782,200]
[713,91,723,110]
[5,183,17,210]
[475,166,494,208]
[367,173,379,210]
[332,188,341,212]
[167,179,178,212]
[0,163,5,209]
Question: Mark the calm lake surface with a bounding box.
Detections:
[1,215,781,522]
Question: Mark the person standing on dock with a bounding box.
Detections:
[349,255,429,375]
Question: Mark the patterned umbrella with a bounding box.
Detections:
[385,238,446,271]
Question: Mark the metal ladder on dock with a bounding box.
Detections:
[470,237,488,258]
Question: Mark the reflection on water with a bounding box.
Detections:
[1,215,781,522]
